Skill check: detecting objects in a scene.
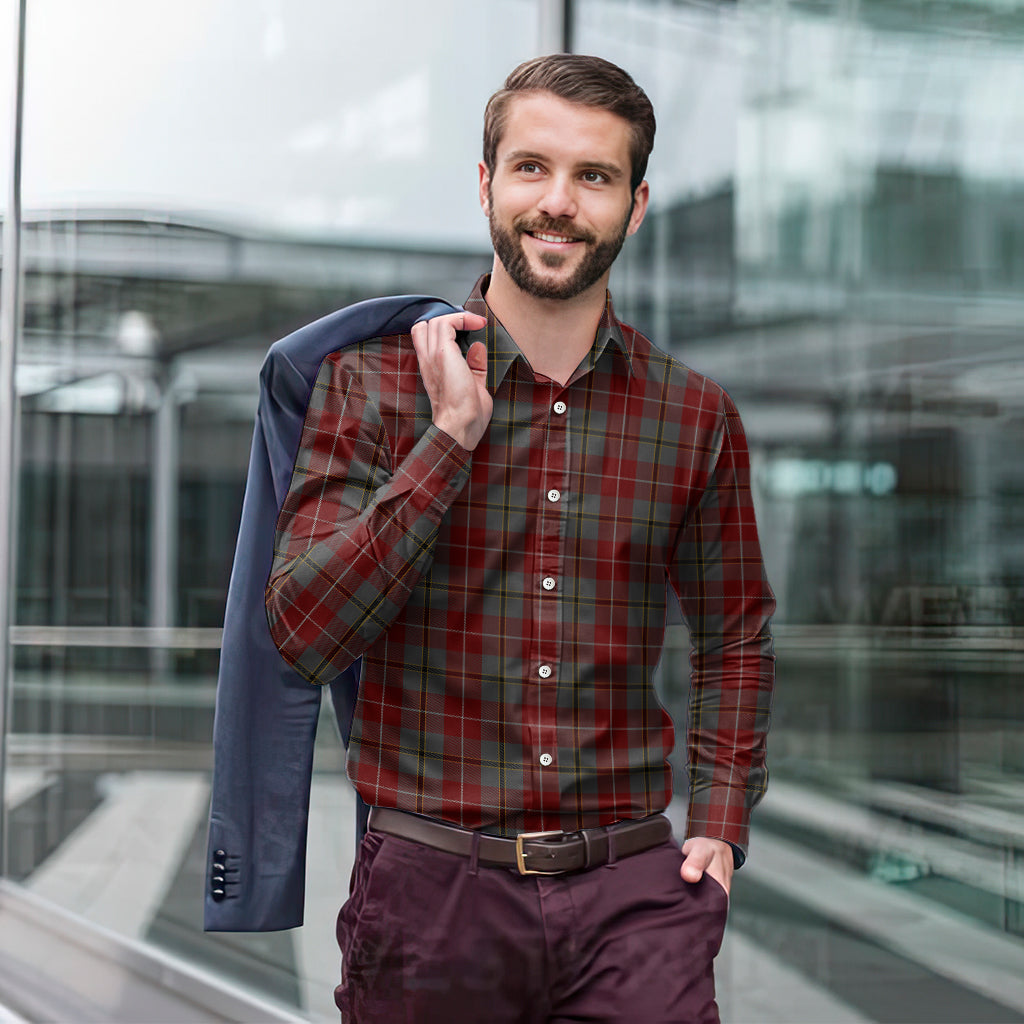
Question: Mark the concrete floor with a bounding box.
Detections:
[7,769,1024,1023]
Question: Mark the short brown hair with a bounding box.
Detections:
[483,54,656,194]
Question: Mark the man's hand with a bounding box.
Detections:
[680,836,734,896]
[411,311,491,451]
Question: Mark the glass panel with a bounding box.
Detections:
[11,1,539,1018]
[576,1,1024,1020]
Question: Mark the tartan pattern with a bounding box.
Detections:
[267,276,775,851]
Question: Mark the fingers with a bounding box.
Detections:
[459,311,488,331]
[680,843,712,883]
[410,311,493,452]
[466,341,488,374]
[411,310,487,344]
[679,837,733,892]
[411,311,487,371]
[411,312,485,380]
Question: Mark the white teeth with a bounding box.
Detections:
[533,232,575,244]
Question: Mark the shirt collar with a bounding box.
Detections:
[461,274,635,390]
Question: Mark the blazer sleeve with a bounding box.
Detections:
[204,296,457,932]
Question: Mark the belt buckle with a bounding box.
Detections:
[515,830,565,875]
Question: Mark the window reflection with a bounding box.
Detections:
[7,2,535,1018]
[579,0,1024,1020]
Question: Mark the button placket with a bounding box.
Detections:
[529,383,569,819]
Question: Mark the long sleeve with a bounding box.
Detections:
[669,391,776,862]
[265,352,472,685]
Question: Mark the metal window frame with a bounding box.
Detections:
[0,0,27,881]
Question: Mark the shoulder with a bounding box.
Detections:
[313,331,430,429]
[321,330,414,381]
[619,320,735,422]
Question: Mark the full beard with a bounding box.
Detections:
[488,196,630,301]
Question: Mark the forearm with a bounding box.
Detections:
[673,390,776,859]
[685,618,775,858]
[266,423,470,685]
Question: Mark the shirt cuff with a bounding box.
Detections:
[725,840,746,870]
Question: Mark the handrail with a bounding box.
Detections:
[9,625,224,649]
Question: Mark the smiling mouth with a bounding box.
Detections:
[527,231,581,244]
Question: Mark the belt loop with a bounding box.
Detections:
[468,831,481,877]
[581,829,593,869]
[606,827,618,869]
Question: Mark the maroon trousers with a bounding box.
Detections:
[335,828,728,1023]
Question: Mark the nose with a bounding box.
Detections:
[536,174,577,220]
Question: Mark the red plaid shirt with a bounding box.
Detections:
[267,276,775,855]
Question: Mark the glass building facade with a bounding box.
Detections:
[1,1,1023,1020]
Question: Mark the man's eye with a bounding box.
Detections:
[582,171,607,184]
[518,162,540,174]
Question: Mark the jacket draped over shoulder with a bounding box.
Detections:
[204,295,458,932]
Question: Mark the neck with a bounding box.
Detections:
[484,259,608,385]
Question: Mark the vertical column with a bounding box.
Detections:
[0,0,28,878]
[537,0,571,53]
[149,363,179,672]
[653,208,670,347]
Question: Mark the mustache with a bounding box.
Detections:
[513,216,595,245]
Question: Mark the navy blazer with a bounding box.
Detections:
[204,294,459,932]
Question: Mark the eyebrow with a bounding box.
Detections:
[502,150,626,181]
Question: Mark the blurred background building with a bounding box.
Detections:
[1,0,1023,1021]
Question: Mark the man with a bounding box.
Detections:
[266,54,774,1023]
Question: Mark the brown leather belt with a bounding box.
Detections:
[368,807,673,876]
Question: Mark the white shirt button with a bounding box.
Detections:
[553,401,567,415]
[542,577,556,591]
[539,753,553,767]
[546,489,560,503]
[538,664,552,679]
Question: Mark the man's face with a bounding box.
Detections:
[480,92,649,301]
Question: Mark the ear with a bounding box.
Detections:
[625,180,650,237]
[478,161,492,216]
